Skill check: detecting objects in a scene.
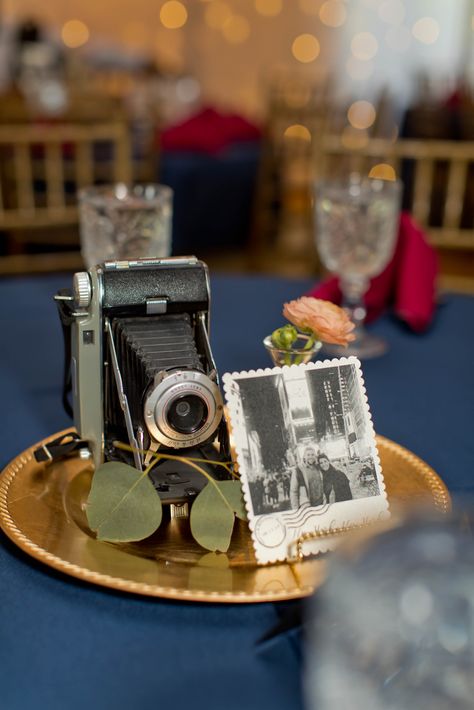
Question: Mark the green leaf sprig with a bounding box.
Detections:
[86,442,246,553]
[271,324,316,351]
[270,324,316,365]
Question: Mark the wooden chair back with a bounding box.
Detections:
[0,121,132,274]
[315,136,474,250]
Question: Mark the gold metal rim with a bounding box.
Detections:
[0,430,451,603]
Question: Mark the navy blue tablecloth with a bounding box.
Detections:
[0,273,473,710]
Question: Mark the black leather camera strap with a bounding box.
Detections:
[34,431,89,463]
[55,290,74,419]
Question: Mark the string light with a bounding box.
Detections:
[298,0,319,15]
[341,126,369,150]
[292,34,321,63]
[204,1,233,29]
[412,17,440,45]
[346,58,374,81]
[121,22,148,48]
[378,0,405,26]
[176,77,201,102]
[385,25,411,52]
[61,20,90,48]
[350,32,379,61]
[222,15,250,44]
[255,0,283,17]
[284,124,312,141]
[285,88,312,108]
[319,0,347,28]
[160,1,188,29]
[368,163,397,181]
[347,100,376,130]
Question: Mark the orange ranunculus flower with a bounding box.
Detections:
[283,297,356,346]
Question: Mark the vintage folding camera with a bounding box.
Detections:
[56,256,230,506]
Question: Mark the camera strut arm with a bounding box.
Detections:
[104,318,142,471]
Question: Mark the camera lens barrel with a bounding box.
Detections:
[144,370,223,448]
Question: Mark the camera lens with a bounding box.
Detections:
[166,394,208,435]
[144,370,222,448]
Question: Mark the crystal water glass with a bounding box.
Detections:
[79,183,173,269]
[263,334,322,366]
[314,176,402,358]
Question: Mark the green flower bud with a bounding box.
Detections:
[271,325,298,349]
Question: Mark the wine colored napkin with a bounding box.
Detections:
[159,106,261,155]
[307,212,438,332]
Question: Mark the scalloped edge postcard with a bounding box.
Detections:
[223,357,389,564]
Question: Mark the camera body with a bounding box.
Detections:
[61,257,229,504]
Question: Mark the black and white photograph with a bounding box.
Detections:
[223,357,389,564]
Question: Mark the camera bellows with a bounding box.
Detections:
[116,314,202,375]
[106,314,203,433]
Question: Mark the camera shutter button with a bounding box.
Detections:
[73,272,92,308]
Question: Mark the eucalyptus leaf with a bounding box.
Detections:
[87,461,162,542]
[218,480,247,521]
[190,482,235,552]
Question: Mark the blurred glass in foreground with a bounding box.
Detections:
[305,509,474,710]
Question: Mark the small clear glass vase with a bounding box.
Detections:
[263,334,322,367]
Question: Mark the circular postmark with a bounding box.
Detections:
[254,516,286,548]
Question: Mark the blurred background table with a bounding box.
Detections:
[0,272,473,710]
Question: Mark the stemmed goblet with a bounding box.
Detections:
[314,175,402,358]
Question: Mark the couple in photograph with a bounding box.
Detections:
[290,445,352,509]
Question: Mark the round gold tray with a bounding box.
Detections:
[0,430,450,603]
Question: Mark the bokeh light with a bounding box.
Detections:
[341,126,369,150]
[160,1,188,29]
[153,27,185,70]
[347,100,376,130]
[255,0,283,17]
[378,0,405,26]
[61,19,90,48]
[385,25,411,52]
[299,0,319,15]
[319,0,347,28]
[121,22,148,48]
[350,32,379,61]
[292,34,321,63]
[412,17,440,44]
[284,124,312,141]
[368,163,397,181]
[285,88,312,109]
[176,77,201,102]
[346,57,374,81]
[222,15,250,44]
[204,1,233,29]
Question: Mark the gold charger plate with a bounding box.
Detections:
[0,430,450,603]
